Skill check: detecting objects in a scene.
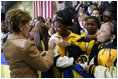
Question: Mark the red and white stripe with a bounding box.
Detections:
[34,1,53,21]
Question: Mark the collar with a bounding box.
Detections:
[7,33,26,40]
[54,30,76,38]
[100,41,117,50]
[84,32,98,35]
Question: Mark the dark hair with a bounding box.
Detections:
[106,21,117,42]
[34,23,49,51]
[109,21,117,36]
[93,7,102,15]
[105,7,116,15]
[46,17,52,22]
[58,1,63,4]
[111,22,117,42]
[53,7,77,27]
[6,9,32,32]
[37,16,45,23]
[86,16,101,29]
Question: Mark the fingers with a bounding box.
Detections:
[75,61,79,64]
[84,35,93,42]
[49,40,70,48]
[58,41,71,48]
[49,40,56,49]
[40,51,46,57]
[77,57,81,61]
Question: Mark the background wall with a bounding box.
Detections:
[8,1,34,24]
[2,1,75,24]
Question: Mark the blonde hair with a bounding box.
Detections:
[78,14,89,21]
[6,9,32,32]
[88,5,96,12]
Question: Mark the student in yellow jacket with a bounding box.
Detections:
[78,16,101,56]
[49,7,87,78]
[83,22,117,78]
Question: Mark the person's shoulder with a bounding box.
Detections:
[69,32,83,41]
[70,31,80,37]
[23,40,38,52]
[50,33,57,39]
[24,40,35,47]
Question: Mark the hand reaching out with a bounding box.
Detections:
[57,41,71,48]
[84,35,97,42]
[77,35,97,42]
[40,51,47,57]
[48,39,56,49]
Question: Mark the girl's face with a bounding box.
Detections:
[46,18,51,26]
[97,23,111,43]
[103,11,112,22]
[29,27,36,40]
[88,7,92,14]
[79,19,87,29]
[86,18,98,35]
[53,21,65,36]
[92,10,101,19]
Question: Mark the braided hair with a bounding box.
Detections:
[53,7,77,27]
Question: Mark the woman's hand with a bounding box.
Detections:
[48,40,56,49]
[40,51,47,57]
[58,41,71,48]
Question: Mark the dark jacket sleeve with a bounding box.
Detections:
[88,42,102,65]
[68,44,85,60]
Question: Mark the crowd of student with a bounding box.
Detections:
[1,1,117,78]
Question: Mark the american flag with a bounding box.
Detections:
[34,1,54,21]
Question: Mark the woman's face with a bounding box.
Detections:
[86,19,98,35]
[53,21,65,36]
[21,22,31,38]
[97,23,111,43]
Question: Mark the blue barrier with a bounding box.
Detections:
[1,51,8,65]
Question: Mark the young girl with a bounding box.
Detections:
[78,16,101,56]
[78,14,88,34]
[49,7,85,78]
[34,23,51,78]
[83,22,117,78]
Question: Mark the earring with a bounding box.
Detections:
[20,28,22,31]
[111,39,113,43]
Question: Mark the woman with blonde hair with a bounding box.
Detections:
[3,9,56,78]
